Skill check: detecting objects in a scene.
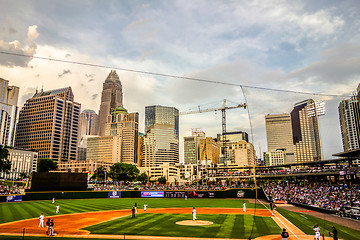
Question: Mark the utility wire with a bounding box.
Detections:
[0,51,352,98]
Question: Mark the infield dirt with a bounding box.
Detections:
[0,208,333,240]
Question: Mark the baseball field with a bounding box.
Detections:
[0,198,359,240]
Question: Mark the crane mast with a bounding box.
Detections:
[180,99,247,166]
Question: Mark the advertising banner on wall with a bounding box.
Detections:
[108,191,121,198]
[141,191,164,198]
[6,195,23,202]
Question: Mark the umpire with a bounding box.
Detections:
[329,226,338,240]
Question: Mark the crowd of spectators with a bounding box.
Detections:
[89,181,252,191]
[0,183,23,195]
[263,182,360,219]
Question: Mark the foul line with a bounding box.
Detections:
[257,199,299,240]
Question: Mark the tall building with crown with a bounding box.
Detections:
[15,87,80,162]
[0,78,19,147]
[98,70,123,136]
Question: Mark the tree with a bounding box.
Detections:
[37,158,58,172]
[0,145,10,173]
[137,172,148,184]
[108,163,139,182]
[90,166,107,181]
[158,176,167,184]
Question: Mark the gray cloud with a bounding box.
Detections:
[58,69,71,78]
[91,94,98,100]
[0,25,38,67]
[65,53,71,58]
[88,78,94,82]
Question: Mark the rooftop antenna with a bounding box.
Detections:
[41,83,44,92]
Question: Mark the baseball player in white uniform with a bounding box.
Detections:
[39,213,44,227]
[192,207,197,221]
[243,202,246,212]
[56,204,60,213]
[314,224,321,240]
[144,203,147,212]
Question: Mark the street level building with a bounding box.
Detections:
[15,87,80,162]
[0,78,19,147]
[0,148,38,180]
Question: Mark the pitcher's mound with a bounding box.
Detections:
[176,220,213,226]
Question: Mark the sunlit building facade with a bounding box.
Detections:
[291,99,323,163]
[265,113,295,164]
[15,87,80,162]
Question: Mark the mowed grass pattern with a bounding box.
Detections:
[277,208,360,240]
[0,198,263,224]
[84,213,281,239]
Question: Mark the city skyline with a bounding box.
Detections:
[0,0,359,160]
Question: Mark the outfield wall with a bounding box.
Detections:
[0,188,266,202]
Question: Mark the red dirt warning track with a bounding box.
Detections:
[0,208,333,240]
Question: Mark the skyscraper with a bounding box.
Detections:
[265,99,323,165]
[105,106,139,164]
[291,99,323,162]
[143,105,179,167]
[265,113,295,163]
[184,129,205,164]
[79,109,98,137]
[0,78,19,147]
[78,109,99,161]
[338,95,360,152]
[98,70,123,136]
[15,87,80,162]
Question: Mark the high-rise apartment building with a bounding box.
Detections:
[15,87,80,162]
[338,94,360,152]
[265,113,295,163]
[291,99,323,163]
[184,129,205,164]
[98,70,123,136]
[0,78,19,147]
[143,105,179,167]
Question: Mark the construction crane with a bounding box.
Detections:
[179,99,247,165]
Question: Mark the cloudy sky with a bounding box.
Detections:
[0,0,359,161]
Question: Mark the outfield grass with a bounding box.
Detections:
[84,213,280,239]
[277,208,360,240]
[0,198,264,224]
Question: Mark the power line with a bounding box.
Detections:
[0,51,352,98]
